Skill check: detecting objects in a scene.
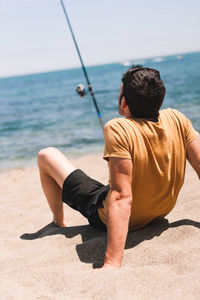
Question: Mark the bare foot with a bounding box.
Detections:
[53,217,68,227]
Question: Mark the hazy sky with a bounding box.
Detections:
[1,0,200,77]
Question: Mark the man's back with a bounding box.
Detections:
[98,108,199,230]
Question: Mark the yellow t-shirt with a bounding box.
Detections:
[98,108,199,231]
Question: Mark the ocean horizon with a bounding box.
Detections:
[0,51,200,171]
[2,50,199,80]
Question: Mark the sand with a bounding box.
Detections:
[0,154,200,300]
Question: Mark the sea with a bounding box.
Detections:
[0,51,200,171]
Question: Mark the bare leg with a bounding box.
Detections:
[38,147,76,227]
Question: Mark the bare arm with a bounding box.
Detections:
[186,136,200,179]
[103,157,133,268]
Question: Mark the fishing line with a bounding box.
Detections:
[59,0,104,131]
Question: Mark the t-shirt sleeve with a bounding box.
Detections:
[184,117,199,144]
[103,120,131,161]
[173,109,199,145]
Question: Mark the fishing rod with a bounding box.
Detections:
[59,0,104,131]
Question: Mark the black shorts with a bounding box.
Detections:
[62,169,109,231]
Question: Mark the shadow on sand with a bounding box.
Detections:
[20,218,200,268]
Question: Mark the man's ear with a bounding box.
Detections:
[121,96,127,109]
[120,96,132,118]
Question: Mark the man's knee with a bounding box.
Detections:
[38,147,58,167]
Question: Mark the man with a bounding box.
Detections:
[38,66,200,269]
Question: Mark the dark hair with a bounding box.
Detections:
[121,65,166,119]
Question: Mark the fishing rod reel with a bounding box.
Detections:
[76,84,88,97]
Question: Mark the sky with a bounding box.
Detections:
[0,0,200,78]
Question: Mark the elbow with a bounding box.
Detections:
[109,190,132,208]
[107,191,132,222]
[121,194,132,207]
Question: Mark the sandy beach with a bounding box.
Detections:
[0,154,200,300]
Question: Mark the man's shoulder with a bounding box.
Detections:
[160,108,188,122]
[105,117,134,128]
[104,118,130,140]
[105,117,126,126]
[161,108,184,117]
[104,118,128,131]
